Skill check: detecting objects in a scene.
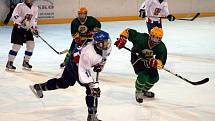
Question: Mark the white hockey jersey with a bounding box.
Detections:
[139,0,170,22]
[12,2,38,28]
[78,43,111,84]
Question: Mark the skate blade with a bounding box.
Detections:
[22,67,32,71]
[29,85,41,99]
[5,68,15,72]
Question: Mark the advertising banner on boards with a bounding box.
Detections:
[34,0,55,19]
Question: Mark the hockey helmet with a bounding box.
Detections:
[78,7,88,14]
[93,31,111,50]
[149,27,163,47]
[78,7,87,22]
[150,26,163,39]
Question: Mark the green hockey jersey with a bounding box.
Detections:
[71,16,101,39]
[127,29,167,65]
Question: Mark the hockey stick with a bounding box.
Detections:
[123,46,209,85]
[163,68,209,85]
[176,12,200,21]
[96,72,99,83]
[147,12,200,21]
[37,35,68,55]
[92,72,99,118]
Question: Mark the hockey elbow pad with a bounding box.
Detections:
[120,29,129,39]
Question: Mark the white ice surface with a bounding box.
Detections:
[0,17,215,121]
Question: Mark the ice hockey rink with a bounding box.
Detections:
[0,17,215,121]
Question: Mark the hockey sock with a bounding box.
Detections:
[8,44,21,62]
[135,79,145,91]
[86,95,98,114]
[24,41,35,62]
[135,72,149,91]
[142,81,154,91]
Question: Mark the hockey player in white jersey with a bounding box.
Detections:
[30,30,111,121]
[139,0,175,32]
[5,0,38,71]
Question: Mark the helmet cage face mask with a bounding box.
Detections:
[149,35,162,47]
[78,13,87,21]
[95,39,111,50]
[78,7,87,21]
[150,34,162,42]
[149,27,163,47]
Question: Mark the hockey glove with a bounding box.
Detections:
[167,14,176,21]
[139,9,146,18]
[93,64,104,72]
[89,82,100,97]
[31,28,39,37]
[72,49,80,63]
[74,36,82,46]
[73,54,80,63]
[148,58,158,69]
[114,36,127,49]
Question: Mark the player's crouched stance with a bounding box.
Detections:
[30,30,111,121]
[5,0,39,71]
[114,27,167,103]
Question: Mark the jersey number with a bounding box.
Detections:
[154,8,161,15]
[85,70,91,77]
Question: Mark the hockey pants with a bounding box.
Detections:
[146,21,162,33]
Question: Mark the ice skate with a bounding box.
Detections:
[5,61,16,72]
[135,90,143,103]
[29,84,43,98]
[22,60,32,71]
[87,114,102,121]
[142,90,155,98]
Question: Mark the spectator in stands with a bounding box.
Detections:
[4,0,24,25]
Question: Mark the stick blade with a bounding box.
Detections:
[190,12,200,21]
[177,12,200,21]
[191,78,209,85]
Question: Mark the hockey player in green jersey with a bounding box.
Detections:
[114,27,167,103]
[60,7,101,68]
